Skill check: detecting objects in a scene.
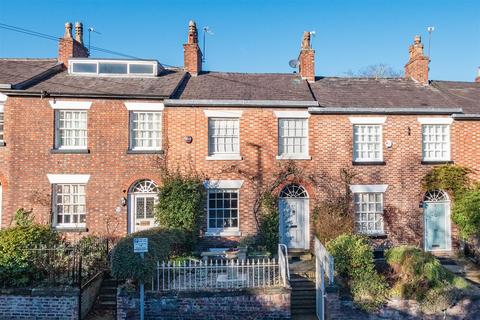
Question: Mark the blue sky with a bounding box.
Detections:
[0,0,478,81]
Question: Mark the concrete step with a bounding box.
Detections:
[99,300,116,310]
[100,287,117,294]
[100,294,116,302]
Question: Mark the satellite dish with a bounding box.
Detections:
[289,59,299,68]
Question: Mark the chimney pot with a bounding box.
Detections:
[405,35,429,85]
[64,22,73,39]
[75,22,84,45]
[476,67,480,83]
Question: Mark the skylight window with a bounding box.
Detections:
[68,59,161,77]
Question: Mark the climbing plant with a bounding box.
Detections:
[421,164,472,199]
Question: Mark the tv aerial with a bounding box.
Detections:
[289,59,299,68]
[87,27,101,52]
[202,26,214,63]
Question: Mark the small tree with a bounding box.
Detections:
[258,192,279,254]
[155,171,205,246]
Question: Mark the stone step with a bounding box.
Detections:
[99,300,116,310]
[100,287,117,294]
[100,294,116,302]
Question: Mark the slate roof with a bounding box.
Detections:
[309,77,455,108]
[175,72,315,101]
[23,69,186,98]
[0,59,59,87]
[431,81,480,114]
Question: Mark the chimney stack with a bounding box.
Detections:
[298,32,315,82]
[404,35,429,85]
[183,20,202,76]
[58,21,89,66]
[475,67,480,83]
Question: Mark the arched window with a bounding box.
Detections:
[279,184,308,198]
[424,190,449,202]
[131,179,157,193]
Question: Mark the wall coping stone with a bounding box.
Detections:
[0,286,79,297]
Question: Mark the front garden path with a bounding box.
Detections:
[437,254,480,287]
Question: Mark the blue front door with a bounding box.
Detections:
[424,202,448,251]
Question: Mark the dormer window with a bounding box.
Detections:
[68,59,161,77]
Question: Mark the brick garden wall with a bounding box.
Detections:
[117,287,291,320]
[0,288,79,320]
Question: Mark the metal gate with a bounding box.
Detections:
[314,237,334,320]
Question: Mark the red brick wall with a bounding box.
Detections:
[1,96,479,250]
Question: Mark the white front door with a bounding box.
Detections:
[132,194,157,232]
[280,198,309,249]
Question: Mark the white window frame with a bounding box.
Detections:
[47,174,90,229]
[275,111,310,160]
[204,180,243,236]
[418,118,452,162]
[129,111,163,151]
[353,192,385,235]
[350,117,385,163]
[54,109,88,150]
[204,110,242,160]
[0,103,4,146]
[68,59,160,77]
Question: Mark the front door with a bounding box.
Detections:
[280,198,308,249]
[133,194,157,232]
[424,202,448,251]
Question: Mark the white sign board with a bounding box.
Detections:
[134,238,148,253]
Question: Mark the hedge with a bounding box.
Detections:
[110,227,188,282]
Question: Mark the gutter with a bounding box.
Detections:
[452,114,480,120]
[308,107,463,115]
[0,90,170,100]
[164,99,319,108]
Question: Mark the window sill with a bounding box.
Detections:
[0,141,5,147]
[127,149,164,154]
[206,155,243,161]
[421,160,454,165]
[53,226,88,232]
[352,161,386,166]
[359,233,387,239]
[205,230,241,237]
[276,155,312,160]
[51,149,90,154]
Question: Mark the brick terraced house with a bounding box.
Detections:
[0,21,479,253]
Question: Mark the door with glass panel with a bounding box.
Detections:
[129,180,158,232]
[279,184,309,250]
[424,190,450,251]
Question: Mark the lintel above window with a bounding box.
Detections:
[349,117,386,124]
[417,117,453,125]
[124,102,164,111]
[350,184,388,193]
[204,110,243,118]
[49,100,92,110]
[274,111,310,118]
[47,174,91,184]
[204,180,244,189]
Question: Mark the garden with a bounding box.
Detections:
[316,164,480,317]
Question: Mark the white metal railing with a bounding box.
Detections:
[316,252,326,320]
[278,244,290,286]
[150,258,286,291]
[314,237,334,285]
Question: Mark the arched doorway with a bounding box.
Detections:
[423,190,451,251]
[279,184,309,250]
[128,179,158,233]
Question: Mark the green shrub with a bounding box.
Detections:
[327,234,388,312]
[155,172,205,245]
[420,284,460,314]
[258,192,279,255]
[452,189,480,239]
[110,227,188,282]
[74,235,108,277]
[0,209,61,287]
[385,246,469,303]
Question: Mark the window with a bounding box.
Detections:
[422,124,450,161]
[278,118,308,158]
[207,189,239,233]
[130,112,162,150]
[53,184,86,228]
[208,118,240,156]
[69,59,160,77]
[354,193,384,235]
[56,110,88,149]
[0,111,4,144]
[353,125,382,162]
